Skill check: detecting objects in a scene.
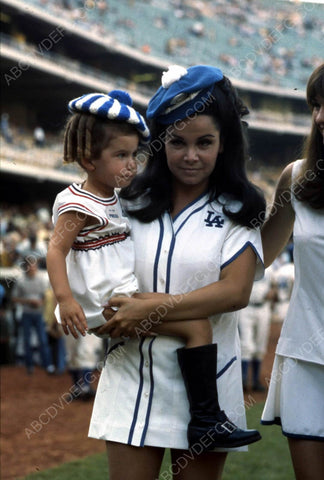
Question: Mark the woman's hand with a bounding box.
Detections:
[59,298,88,338]
[98,246,258,338]
[96,296,164,338]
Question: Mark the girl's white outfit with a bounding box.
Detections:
[52,183,139,329]
[89,193,264,451]
[261,160,324,440]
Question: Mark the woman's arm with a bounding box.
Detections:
[262,162,295,268]
[96,245,257,338]
[46,211,89,338]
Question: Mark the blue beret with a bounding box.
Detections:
[68,90,150,145]
[147,65,223,124]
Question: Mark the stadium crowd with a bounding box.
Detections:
[28,0,324,89]
[0,200,104,397]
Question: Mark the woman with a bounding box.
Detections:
[261,64,324,479]
[89,65,266,479]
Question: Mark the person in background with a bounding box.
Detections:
[33,126,45,147]
[43,287,66,375]
[11,259,54,375]
[1,113,13,143]
[64,330,102,401]
[239,266,277,392]
[261,63,324,480]
[271,250,294,323]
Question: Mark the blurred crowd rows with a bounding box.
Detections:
[30,0,324,89]
[0,113,82,177]
[0,203,52,271]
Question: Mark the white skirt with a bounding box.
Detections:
[261,354,324,440]
[88,333,249,452]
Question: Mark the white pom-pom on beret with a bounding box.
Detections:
[162,65,188,88]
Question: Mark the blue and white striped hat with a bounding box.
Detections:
[68,90,150,145]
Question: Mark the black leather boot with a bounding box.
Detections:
[177,344,261,450]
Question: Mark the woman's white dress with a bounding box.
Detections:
[89,193,264,450]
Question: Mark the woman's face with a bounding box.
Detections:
[164,115,222,194]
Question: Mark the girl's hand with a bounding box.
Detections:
[97,296,162,338]
[59,299,88,338]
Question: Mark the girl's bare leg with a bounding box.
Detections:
[106,441,165,480]
[135,293,212,347]
[169,449,227,480]
[153,319,212,348]
[288,438,324,480]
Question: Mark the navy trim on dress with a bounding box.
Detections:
[172,192,207,222]
[166,200,209,293]
[216,356,237,379]
[107,341,125,356]
[153,218,164,292]
[221,241,264,270]
[165,234,176,294]
[261,417,282,426]
[140,337,156,446]
[175,200,210,236]
[104,341,125,366]
[282,431,324,442]
[261,419,324,442]
[127,338,145,444]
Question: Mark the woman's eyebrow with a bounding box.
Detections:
[168,133,216,139]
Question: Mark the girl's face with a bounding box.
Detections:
[165,115,222,194]
[89,133,139,197]
[312,95,324,141]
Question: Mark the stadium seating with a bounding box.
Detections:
[27,0,324,89]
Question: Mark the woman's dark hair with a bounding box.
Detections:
[293,63,324,209]
[121,75,266,228]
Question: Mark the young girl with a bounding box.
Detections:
[47,86,260,455]
[47,90,149,338]
[46,90,150,398]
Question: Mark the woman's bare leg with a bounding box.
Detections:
[168,449,227,480]
[288,438,324,480]
[106,441,165,480]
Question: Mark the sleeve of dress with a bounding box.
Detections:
[221,223,264,280]
[52,188,104,228]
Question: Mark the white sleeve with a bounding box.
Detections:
[52,189,103,227]
[221,224,264,280]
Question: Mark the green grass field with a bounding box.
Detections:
[23,402,294,479]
